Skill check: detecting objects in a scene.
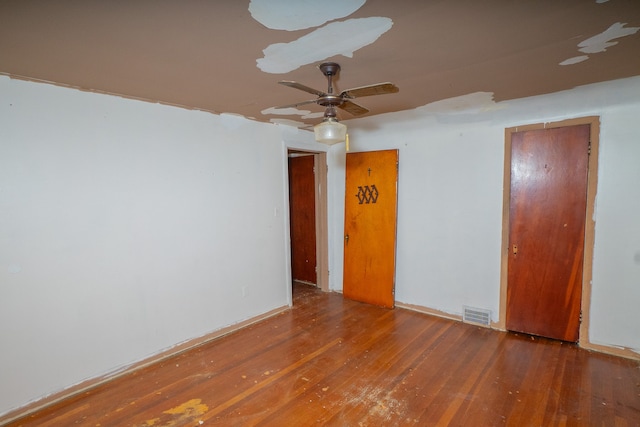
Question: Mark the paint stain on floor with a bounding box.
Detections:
[137,398,208,427]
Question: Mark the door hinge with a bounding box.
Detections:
[587,141,591,156]
[579,310,583,323]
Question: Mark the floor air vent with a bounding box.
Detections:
[463,306,491,326]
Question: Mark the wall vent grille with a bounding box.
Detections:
[463,306,491,326]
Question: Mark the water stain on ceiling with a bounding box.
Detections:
[0,0,639,128]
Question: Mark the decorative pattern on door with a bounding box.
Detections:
[356,185,378,204]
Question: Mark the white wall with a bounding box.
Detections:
[0,76,296,415]
[590,105,640,350]
[327,76,640,355]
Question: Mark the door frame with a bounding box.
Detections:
[498,116,599,348]
[286,149,329,293]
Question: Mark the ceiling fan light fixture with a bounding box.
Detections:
[314,117,347,145]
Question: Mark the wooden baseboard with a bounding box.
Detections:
[0,305,289,424]
[396,301,640,361]
[395,301,464,323]
[580,340,640,361]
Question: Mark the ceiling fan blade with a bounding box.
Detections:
[278,81,326,97]
[340,83,399,99]
[274,99,319,109]
[338,100,369,116]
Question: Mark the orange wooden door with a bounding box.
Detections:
[288,155,316,284]
[343,149,398,308]
[506,125,590,342]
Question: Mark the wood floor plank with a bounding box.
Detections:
[4,284,639,426]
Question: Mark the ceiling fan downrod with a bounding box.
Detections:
[317,62,343,107]
[319,62,340,95]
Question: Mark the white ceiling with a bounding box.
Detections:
[1,0,639,127]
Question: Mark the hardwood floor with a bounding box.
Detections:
[5,284,640,426]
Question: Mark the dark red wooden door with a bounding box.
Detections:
[288,155,317,284]
[506,125,590,342]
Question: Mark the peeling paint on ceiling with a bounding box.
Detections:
[560,22,639,66]
[251,0,391,76]
[559,56,590,66]
[417,92,505,115]
[257,17,393,74]
[270,118,310,128]
[262,107,310,116]
[262,106,323,119]
[1,1,639,126]
[578,22,639,53]
[249,0,365,31]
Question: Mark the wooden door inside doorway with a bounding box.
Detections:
[343,149,399,308]
[289,154,317,286]
[506,124,590,342]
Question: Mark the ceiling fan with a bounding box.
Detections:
[275,62,399,145]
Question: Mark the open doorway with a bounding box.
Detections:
[287,150,329,300]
